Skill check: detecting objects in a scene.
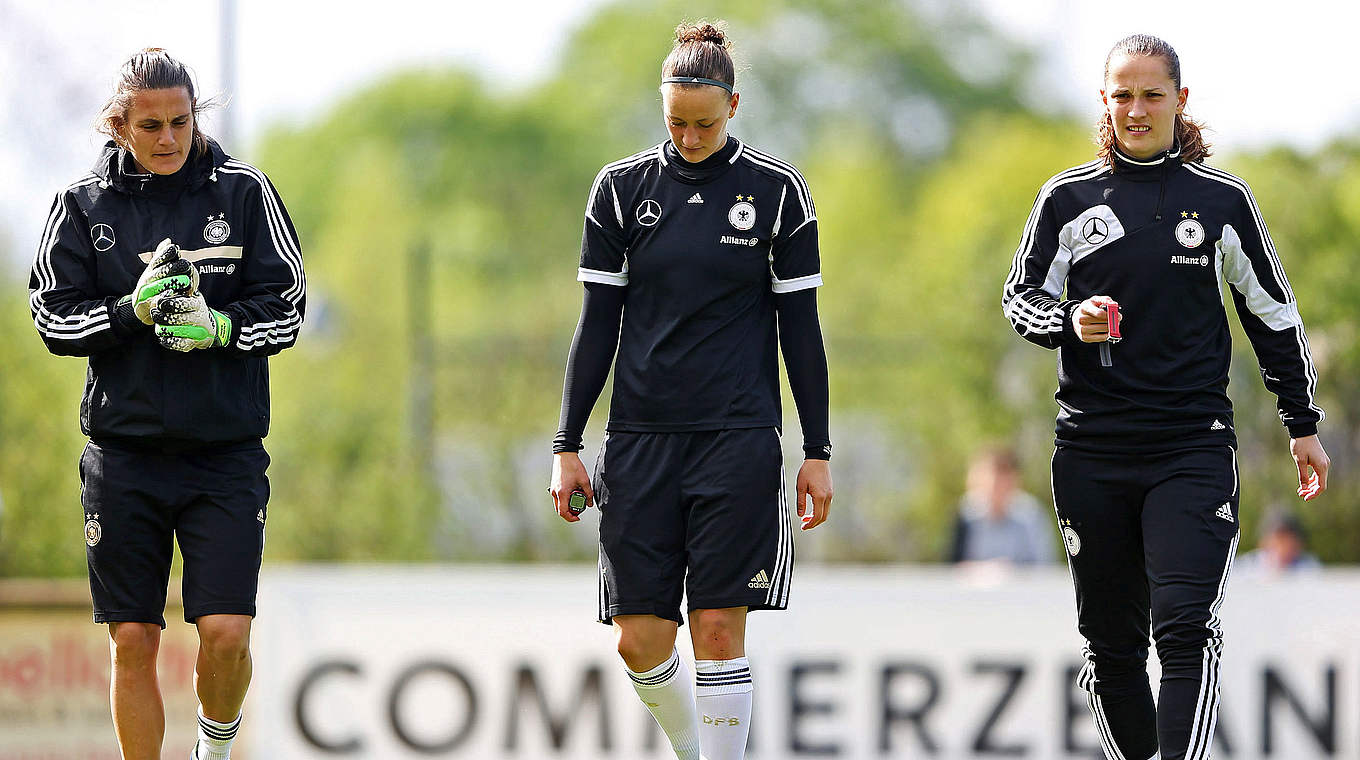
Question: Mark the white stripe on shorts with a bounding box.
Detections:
[768,430,794,607]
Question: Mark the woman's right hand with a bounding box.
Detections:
[1072,295,1121,343]
[550,452,594,523]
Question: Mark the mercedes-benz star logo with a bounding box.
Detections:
[636,199,662,227]
[1082,217,1109,245]
[90,224,116,252]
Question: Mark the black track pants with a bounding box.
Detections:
[1052,445,1239,760]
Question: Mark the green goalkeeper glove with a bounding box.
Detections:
[131,238,199,324]
[151,294,232,351]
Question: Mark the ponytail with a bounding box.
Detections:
[1175,113,1211,164]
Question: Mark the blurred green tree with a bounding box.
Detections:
[2,0,1356,574]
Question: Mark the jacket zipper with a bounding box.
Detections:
[1153,155,1172,222]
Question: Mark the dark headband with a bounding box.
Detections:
[661,76,734,94]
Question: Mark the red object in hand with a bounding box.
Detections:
[1106,303,1121,340]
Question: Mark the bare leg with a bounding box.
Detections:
[614,614,679,671]
[194,614,253,721]
[690,607,753,760]
[688,607,747,660]
[109,622,165,760]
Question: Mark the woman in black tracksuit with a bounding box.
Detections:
[548,22,832,760]
[1002,35,1328,760]
[29,49,303,760]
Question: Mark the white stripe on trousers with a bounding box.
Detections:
[1077,656,1126,760]
[1184,529,1238,760]
[1088,692,1128,760]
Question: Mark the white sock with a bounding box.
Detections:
[195,707,241,760]
[627,649,701,760]
[695,657,753,760]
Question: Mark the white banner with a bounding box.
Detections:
[249,566,1360,759]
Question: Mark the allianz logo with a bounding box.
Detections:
[200,263,237,274]
[1170,254,1209,267]
[721,235,760,247]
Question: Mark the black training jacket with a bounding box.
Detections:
[29,139,305,446]
[555,136,831,458]
[1002,144,1322,452]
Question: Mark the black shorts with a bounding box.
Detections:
[80,439,270,628]
[594,427,792,625]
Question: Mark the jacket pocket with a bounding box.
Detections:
[168,352,266,441]
[248,358,270,435]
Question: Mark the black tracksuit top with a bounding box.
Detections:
[1003,144,1322,452]
[578,137,823,433]
[29,139,305,446]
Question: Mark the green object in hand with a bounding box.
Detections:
[151,294,232,351]
[131,239,199,324]
[135,274,193,304]
[568,490,588,515]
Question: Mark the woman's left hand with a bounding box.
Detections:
[796,459,833,530]
[1290,434,1330,501]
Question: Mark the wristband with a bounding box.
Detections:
[804,444,832,461]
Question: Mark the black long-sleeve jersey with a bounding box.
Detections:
[29,139,305,445]
[555,136,830,456]
[1002,144,1322,452]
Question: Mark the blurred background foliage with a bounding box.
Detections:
[2,0,1356,574]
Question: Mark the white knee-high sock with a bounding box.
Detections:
[628,649,701,760]
[194,707,240,760]
[695,657,753,759]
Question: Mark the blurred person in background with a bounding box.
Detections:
[1236,508,1321,575]
[548,20,832,760]
[948,447,1054,565]
[28,49,304,760]
[1001,34,1328,760]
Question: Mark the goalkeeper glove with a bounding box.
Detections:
[151,293,232,351]
[129,238,199,324]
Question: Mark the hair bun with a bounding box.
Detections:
[675,21,729,48]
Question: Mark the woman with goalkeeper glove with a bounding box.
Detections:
[28,48,304,760]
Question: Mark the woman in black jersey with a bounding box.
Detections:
[30,49,304,760]
[1003,35,1328,760]
[549,21,832,760]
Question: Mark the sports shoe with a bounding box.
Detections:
[191,740,230,760]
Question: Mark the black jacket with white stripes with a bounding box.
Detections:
[29,139,305,446]
[1003,144,1322,452]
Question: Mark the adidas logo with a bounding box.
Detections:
[687,193,704,204]
[747,570,771,589]
[1215,503,1234,523]
[1210,419,1226,431]
[257,509,266,524]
